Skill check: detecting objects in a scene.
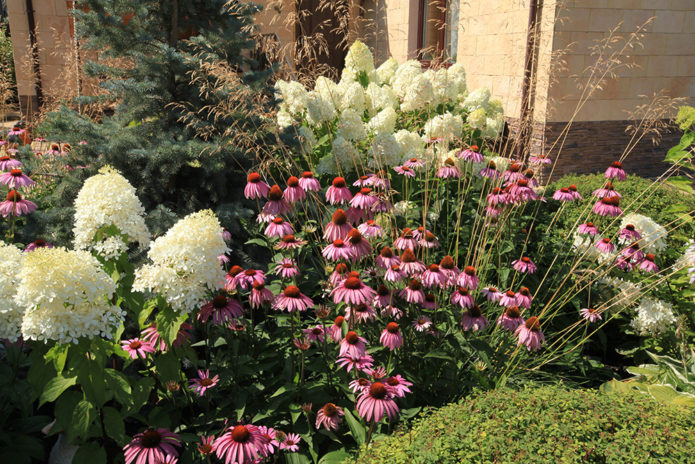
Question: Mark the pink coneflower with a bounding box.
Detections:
[0,155,21,170]
[221,228,232,242]
[24,238,53,252]
[438,255,459,285]
[485,206,502,218]
[263,185,291,216]
[568,184,582,200]
[330,273,376,306]
[458,145,484,163]
[280,433,301,452]
[141,323,192,351]
[339,331,368,358]
[399,248,426,275]
[274,285,314,312]
[457,266,479,290]
[224,265,244,291]
[123,428,182,464]
[346,303,378,323]
[529,154,552,165]
[250,282,274,308]
[497,306,524,331]
[329,262,350,287]
[422,292,439,309]
[410,226,424,241]
[121,338,155,359]
[303,326,325,343]
[284,176,306,203]
[345,205,368,224]
[322,239,354,261]
[376,246,400,269]
[524,169,539,188]
[197,436,215,456]
[357,382,399,422]
[346,229,372,260]
[219,251,229,264]
[437,158,462,178]
[293,337,311,350]
[365,170,391,190]
[593,182,621,199]
[605,161,626,180]
[515,316,545,351]
[198,295,244,324]
[619,242,645,265]
[276,234,306,250]
[236,269,266,290]
[512,256,537,274]
[499,290,518,308]
[324,209,353,242]
[580,308,602,323]
[461,305,489,331]
[394,228,418,251]
[503,163,524,182]
[385,375,412,398]
[420,231,439,249]
[189,369,220,396]
[274,258,299,279]
[316,403,344,431]
[257,426,278,455]
[336,353,374,372]
[326,177,353,205]
[299,171,320,191]
[380,322,403,350]
[350,188,378,210]
[353,175,371,187]
[244,172,270,199]
[213,424,268,464]
[358,219,383,238]
[553,187,574,202]
[516,287,533,308]
[0,190,37,217]
[619,224,642,242]
[400,279,425,304]
[596,237,614,254]
[394,164,416,177]
[422,264,447,288]
[479,160,500,178]
[404,157,425,168]
[256,211,275,223]
[373,195,393,213]
[487,187,508,206]
[265,217,294,238]
[349,377,371,394]
[592,196,622,217]
[327,316,345,342]
[385,264,406,283]
[451,287,474,309]
[481,286,502,302]
[578,222,598,236]
[639,253,659,273]
[509,179,538,202]
[413,315,432,332]
[0,169,34,188]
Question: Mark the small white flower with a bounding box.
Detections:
[337,108,367,142]
[631,297,676,336]
[0,241,23,341]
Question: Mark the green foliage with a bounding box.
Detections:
[0,20,16,105]
[676,105,695,132]
[351,385,695,464]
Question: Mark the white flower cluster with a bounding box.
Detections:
[630,297,676,336]
[367,107,397,135]
[376,57,398,85]
[423,112,463,141]
[0,241,23,341]
[463,87,491,112]
[365,83,397,114]
[16,247,122,344]
[393,200,417,216]
[275,80,308,115]
[342,41,376,83]
[337,108,367,141]
[305,91,337,126]
[133,210,228,313]
[394,130,425,160]
[619,213,667,253]
[73,166,150,259]
[676,240,695,284]
[598,276,643,308]
[369,133,402,168]
[462,87,504,138]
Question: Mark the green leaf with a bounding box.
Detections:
[667,176,694,194]
[39,375,77,407]
[155,306,187,348]
[647,384,681,404]
[72,441,106,464]
[104,368,132,407]
[78,359,107,407]
[343,409,365,446]
[286,454,311,464]
[71,400,96,439]
[44,344,69,375]
[103,406,127,444]
[319,450,351,464]
[155,351,180,383]
[128,377,155,415]
[139,298,159,328]
[245,238,268,247]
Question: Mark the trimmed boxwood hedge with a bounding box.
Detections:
[350,385,695,463]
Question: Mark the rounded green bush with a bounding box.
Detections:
[350,385,695,463]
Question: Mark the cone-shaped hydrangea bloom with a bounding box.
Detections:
[16,247,122,344]
[189,369,220,396]
[121,338,155,359]
[265,217,293,238]
[213,424,268,464]
[0,155,22,170]
[284,176,306,203]
[324,209,353,242]
[512,256,537,274]
[376,246,400,269]
[639,253,659,273]
[577,222,598,236]
[605,161,626,180]
[73,166,150,259]
[133,210,228,313]
[273,285,314,312]
[457,266,479,290]
[299,171,321,191]
[123,428,182,464]
[339,330,368,358]
[331,273,376,306]
[326,177,353,205]
[358,219,383,238]
[0,241,24,341]
[451,287,474,309]
[244,172,270,199]
[461,305,489,331]
[0,190,37,217]
[0,168,34,188]
[497,306,524,331]
[515,316,545,351]
[356,382,399,422]
[580,308,602,323]
[316,403,344,431]
[198,295,244,324]
[380,322,403,350]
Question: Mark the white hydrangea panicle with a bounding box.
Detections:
[618,213,667,253]
[482,114,505,139]
[447,63,467,97]
[394,129,425,160]
[337,108,367,142]
[0,241,24,341]
[400,74,435,112]
[331,136,359,174]
[463,86,491,112]
[16,247,122,344]
[423,112,463,142]
[393,200,417,216]
[72,165,150,259]
[275,79,308,115]
[340,81,367,113]
[305,91,337,126]
[572,231,600,260]
[365,83,397,114]
[631,297,676,336]
[316,153,339,176]
[425,68,457,105]
[376,57,399,85]
[467,108,487,130]
[314,76,343,108]
[598,276,643,307]
[298,126,317,152]
[676,240,695,284]
[392,60,422,97]
[276,109,294,128]
[367,107,397,135]
[342,40,376,83]
[369,132,402,168]
[133,210,229,313]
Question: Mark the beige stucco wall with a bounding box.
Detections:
[549,0,695,122]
